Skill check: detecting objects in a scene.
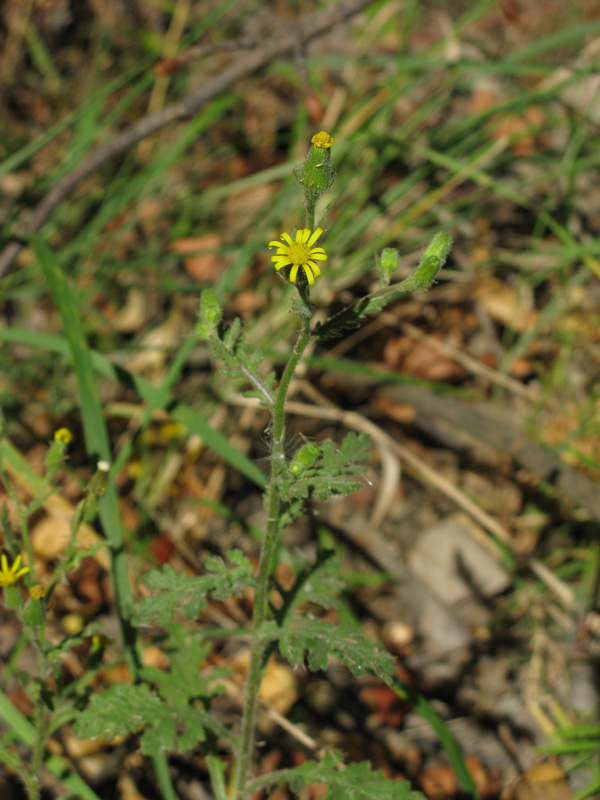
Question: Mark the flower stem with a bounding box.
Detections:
[231,318,312,800]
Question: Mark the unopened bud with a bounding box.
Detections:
[377,248,400,287]
[414,232,453,287]
[294,131,336,204]
[88,461,110,497]
[195,288,222,339]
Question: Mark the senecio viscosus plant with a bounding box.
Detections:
[74,132,453,799]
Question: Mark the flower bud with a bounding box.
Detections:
[377,248,400,287]
[87,460,110,497]
[23,595,46,627]
[195,288,222,339]
[295,131,335,204]
[414,232,453,287]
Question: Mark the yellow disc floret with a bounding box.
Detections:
[268,228,328,286]
[311,131,334,149]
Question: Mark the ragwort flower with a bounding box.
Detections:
[0,554,29,587]
[268,227,327,286]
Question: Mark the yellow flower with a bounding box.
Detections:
[29,585,47,600]
[54,427,73,445]
[268,228,328,286]
[311,131,334,149]
[0,554,30,587]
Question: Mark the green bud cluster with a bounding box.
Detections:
[289,442,320,475]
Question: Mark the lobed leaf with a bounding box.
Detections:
[133,550,257,626]
[251,749,423,799]
[278,617,396,684]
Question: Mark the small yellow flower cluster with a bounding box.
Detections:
[0,554,29,587]
[29,585,47,600]
[54,427,73,445]
[311,131,334,149]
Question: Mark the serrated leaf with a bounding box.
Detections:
[74,683,171,748]
[278,550,345,622]
[278,618,396,684]
[222,317,242,349]
[204,551,257,601]
[133,550,256,626]
[140,626,230,708]
[134,566,217,626]
[73,681,221,757]
[255,750,424,799]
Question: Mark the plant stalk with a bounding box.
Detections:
[231,318,312,800]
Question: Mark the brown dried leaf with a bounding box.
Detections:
[169,235,221,282]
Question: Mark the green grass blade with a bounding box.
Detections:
[30,235,139,665]
[393,679,480,799]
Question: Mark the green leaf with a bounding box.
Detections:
[139,626,229,709]
[133,550,257,626]
[278,617,396,684]
[248,750,423,799]
[73,681,220,756]
[75,627,236,757]
[277,550,345,623]
[74,683,173,754]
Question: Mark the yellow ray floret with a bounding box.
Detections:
[0,554,30,587]
[268,227,328,286]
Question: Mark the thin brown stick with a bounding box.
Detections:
[0,0,373,278]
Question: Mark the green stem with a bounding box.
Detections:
[230,318,312,800]
[306,197,315,231]
[27,706,48,800]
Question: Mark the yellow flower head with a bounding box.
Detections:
[268,228,328,286]
[0,554,30,587]
[311,131,334,149]
[29,585,47,600]
[54,427,73,445]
